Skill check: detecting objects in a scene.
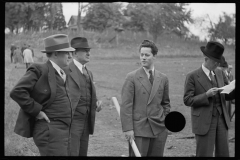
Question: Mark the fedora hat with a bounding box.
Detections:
[41,34,75,53]
[71,37,91,49]
[200,41,224,63]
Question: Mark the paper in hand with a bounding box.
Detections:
[218,80,235,94]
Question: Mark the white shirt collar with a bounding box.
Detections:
[73,59,85,73]
[202,64,215,80]
[49,60,64,76]
[143,66,155,78]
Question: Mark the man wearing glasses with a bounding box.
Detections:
[64,37,102,156]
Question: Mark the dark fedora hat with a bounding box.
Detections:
[71,37,91,49]
[220,56,228,68]
[41,34,75,53]
[200,41,224,63]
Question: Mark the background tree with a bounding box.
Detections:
[82,3,123,32]
[77,3,89,35]
[122,3,193,43]
[122,3,145,40]
[44,3,62,31]
[52,4,67,31]
[144,3,193,42]
[5,3,26,33]
[211,12,235,44]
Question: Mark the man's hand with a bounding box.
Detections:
[206,87,221,97]
[124,130,135,141]
[96,100,102,112]
[36,111,50,123]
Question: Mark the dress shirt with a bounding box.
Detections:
[143,66,155,79]
[49,60,66,80]
[73,59,86,74]
[202,64,215,81]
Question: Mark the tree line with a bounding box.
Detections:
[5,3,235,45]
[5,3,66,33]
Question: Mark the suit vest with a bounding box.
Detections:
[211,74,223,116]
[43,71,72,125]
[75,67,92,113]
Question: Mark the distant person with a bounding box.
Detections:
[226,64,234,83]
[10,43,16,63]
[63,37,102,156]
[10,34,75,156]
[120,40,171,156]
[28,45,35,58]
[21,43,27,58]
[183,41,235,157]
[23,45,34,69]
[13,46,23,68]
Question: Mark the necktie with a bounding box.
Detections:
[82,66,90,80]
[60,69,66,83]
[209,71,217,85]
[149,70,154,85]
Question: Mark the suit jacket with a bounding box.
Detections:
[10,60,62,138]
[120,67,171,138]
[183,67,235,135]
[63,61,97,134]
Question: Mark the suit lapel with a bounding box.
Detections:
[45,60,56,108]
[86,67,96,98]
[197,67,212,92]
[147,70,162,105]
[137,68,152,94]
[69,61,81,89]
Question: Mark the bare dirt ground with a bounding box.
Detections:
[5,57,235,157]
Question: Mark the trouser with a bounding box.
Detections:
[195,108,229,157]
[69,108,90,156]
[33,119,70,156]
[129,129,168,157]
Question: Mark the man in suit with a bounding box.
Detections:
[63,37,102,156]
[10,34,75,156]
[183,41,235,157]
[120,40,171,157]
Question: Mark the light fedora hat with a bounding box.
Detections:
[41,34,75,53]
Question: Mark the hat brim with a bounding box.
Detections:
[73,46,91,49]
[200,46,222,63]
[41,47,75,53]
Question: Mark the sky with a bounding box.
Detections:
[62,3,235,41]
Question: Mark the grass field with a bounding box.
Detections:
[5,31,235,156]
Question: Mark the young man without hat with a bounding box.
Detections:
[120,40,171,156]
